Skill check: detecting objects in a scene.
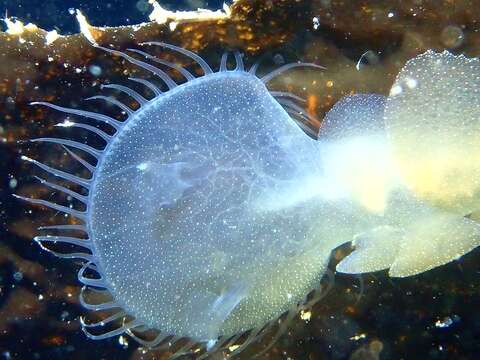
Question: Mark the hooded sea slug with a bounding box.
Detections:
[17,43,480,358]
[17,42,332,357]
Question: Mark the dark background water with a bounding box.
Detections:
[0,0,225,33]
[1,0,480,360]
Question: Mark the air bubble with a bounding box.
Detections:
[13,271,23,282]
[88,65,102,77]
[9,178,17,189]
[441,25,464,49]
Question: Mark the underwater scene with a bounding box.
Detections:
[1,0,479,359]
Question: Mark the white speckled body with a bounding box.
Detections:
[23,46,480,355]
[90,72,329,341]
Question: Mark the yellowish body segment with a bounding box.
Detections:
[334,51,480,278]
